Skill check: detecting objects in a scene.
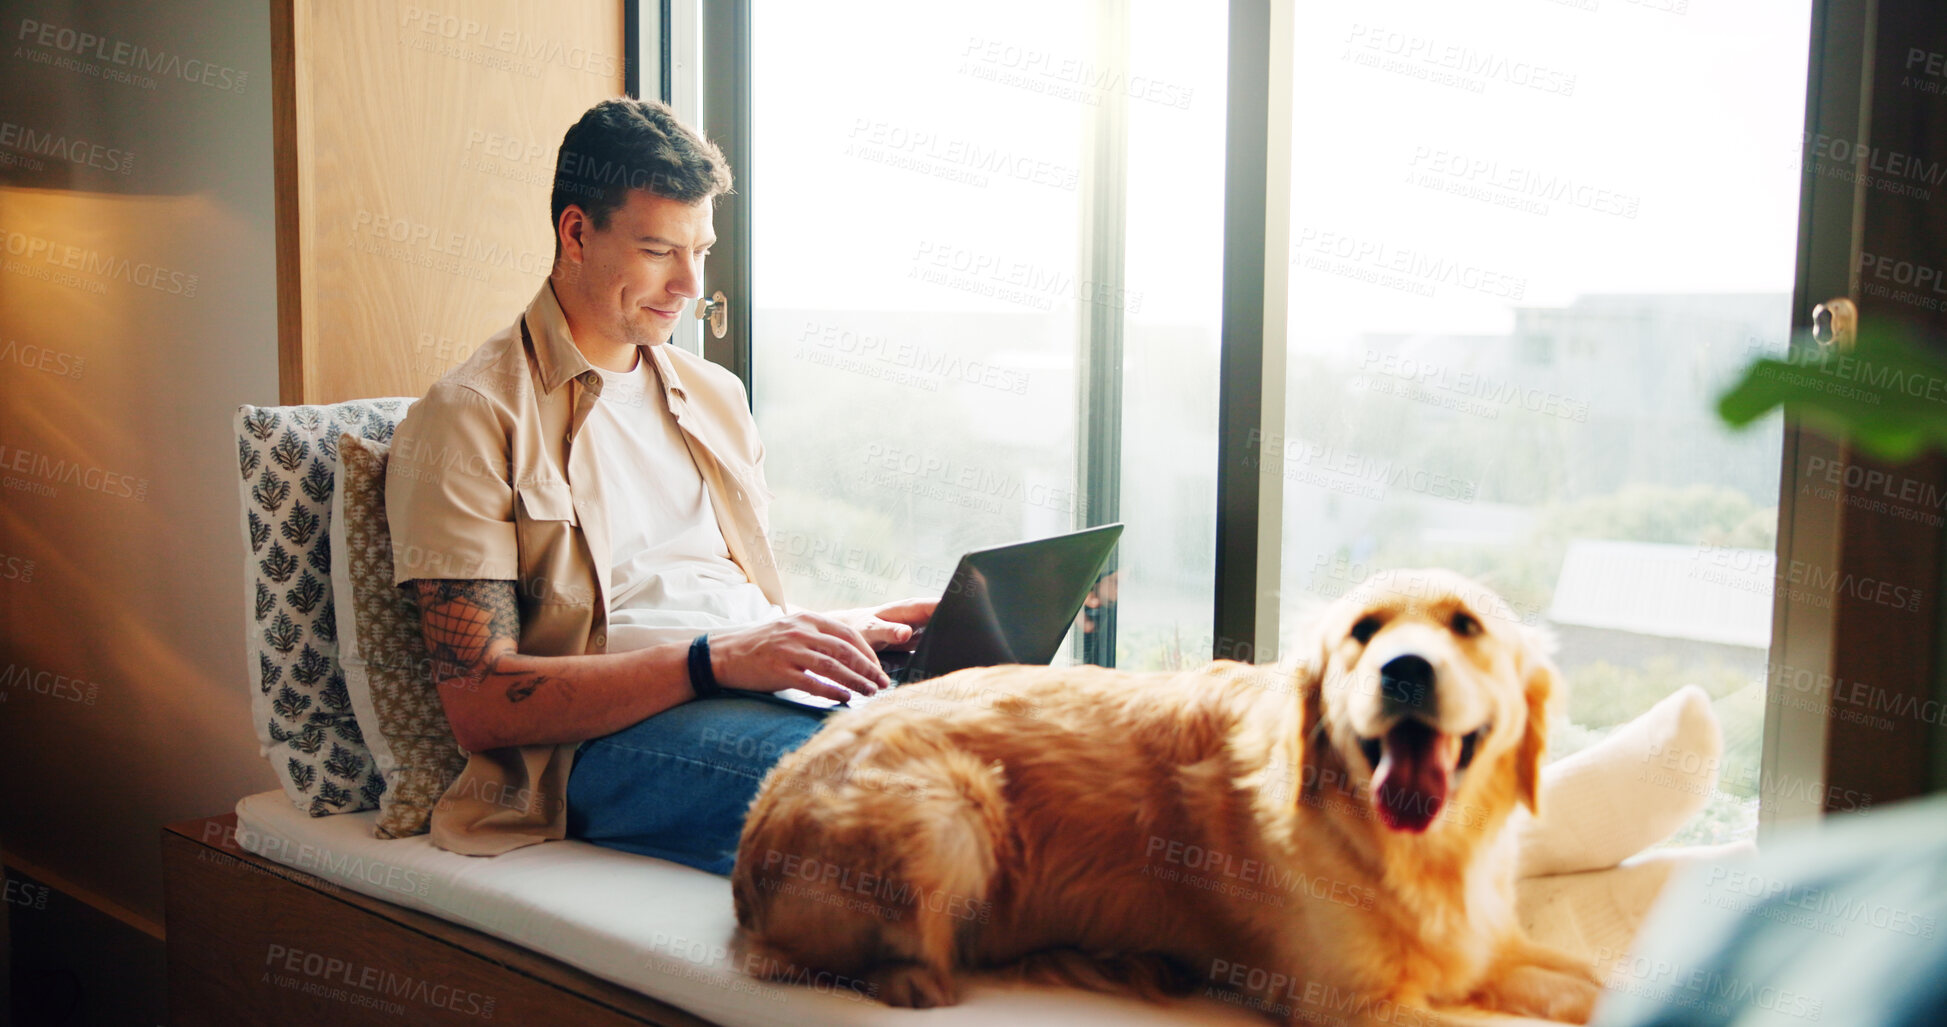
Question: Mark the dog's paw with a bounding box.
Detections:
[1471,965,1600,1024]
[869,961,961,1008]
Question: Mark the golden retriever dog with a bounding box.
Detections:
[731,569,1602,1024]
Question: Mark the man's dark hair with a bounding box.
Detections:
[550,97,733,234]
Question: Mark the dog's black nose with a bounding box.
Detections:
[1379,655,1435,712]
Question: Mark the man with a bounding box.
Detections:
[386,97,932,873]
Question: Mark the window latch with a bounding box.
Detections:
[696,291,729,340]
[1811,297,1856,350]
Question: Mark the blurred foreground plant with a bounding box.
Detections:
[1718,324,1947,461]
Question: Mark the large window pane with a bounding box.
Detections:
[1277,1,1813,843]
[749,0,1225,668]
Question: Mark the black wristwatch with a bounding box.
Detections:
[688,634,723,700]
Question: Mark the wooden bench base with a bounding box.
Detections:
[161,814,717,1026]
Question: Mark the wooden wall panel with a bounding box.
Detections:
[273,0,626,405]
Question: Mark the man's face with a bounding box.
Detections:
[555,188,714,348]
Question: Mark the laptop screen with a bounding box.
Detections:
[907,523,1124,681]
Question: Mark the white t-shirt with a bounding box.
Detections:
[583,351,783,652]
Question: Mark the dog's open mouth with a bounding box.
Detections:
[1357,722,1486,833]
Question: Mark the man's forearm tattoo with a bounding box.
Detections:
[411,580,573,704]
[503,670,558,703]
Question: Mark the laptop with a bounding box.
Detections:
[733,523,1124,709]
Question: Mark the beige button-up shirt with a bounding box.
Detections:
[387,280,785,856]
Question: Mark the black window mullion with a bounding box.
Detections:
[1214,0,1273,664]
[700,0,754,400]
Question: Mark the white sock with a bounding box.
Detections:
[1517,684,1723,878]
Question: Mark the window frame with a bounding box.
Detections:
[1759,0,1863,836]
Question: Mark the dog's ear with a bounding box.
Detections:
[1286,620,1335,742]
[1299,664,1327,746]
[1515,632,1559,816]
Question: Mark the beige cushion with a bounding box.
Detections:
[331,432,467,838]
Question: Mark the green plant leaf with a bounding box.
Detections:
[1718,327,1947,461]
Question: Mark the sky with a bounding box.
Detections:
[749,0,1815,345]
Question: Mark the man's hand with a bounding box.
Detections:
[707,611,897,703]
[828,597,936,653]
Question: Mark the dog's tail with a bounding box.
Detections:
[997,948,1202,1003]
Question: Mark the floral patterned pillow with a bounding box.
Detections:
[234,400,412,816]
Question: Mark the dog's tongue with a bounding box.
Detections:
[1373,721,1456,833]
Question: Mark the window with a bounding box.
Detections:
[1275,0,1814,843]
[708,0,1824,841]
[746,0,1227,669]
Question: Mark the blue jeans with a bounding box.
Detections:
[566,693,832,875]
